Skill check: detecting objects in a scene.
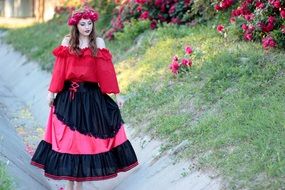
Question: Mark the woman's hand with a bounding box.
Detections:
[115,94,124,109]
[47,91,55,107]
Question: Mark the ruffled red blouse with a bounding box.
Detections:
[48,45,120,94]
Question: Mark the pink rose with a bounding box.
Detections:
[268,16,276,24]
[273,0,281,8]
[184,46,193,54]
[139,11,149,20]
[217,24,225,33]
[214,4,222,11]
[181,58,192,67]
[280,9,285,19]
[256,1,264,9]
[262,36,277,49]
[243,33,253,41]
[155,0,163,7]
[229,17,236,23]
[169,61,180,74]
[135,0,147,4]
[244,13,254,21]
[172,55,179,62]
[169,4,177,15]
[247,24,255,33]
[241,23,248,31]
[150,20,157,30]
[137,6,142,12]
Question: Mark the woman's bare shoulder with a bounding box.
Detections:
[61,34,71,46]
[96,37,106,48]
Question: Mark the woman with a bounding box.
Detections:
[30,6,139,190]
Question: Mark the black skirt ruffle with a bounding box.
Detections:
[31,140,138,181]
[53,81,124,139]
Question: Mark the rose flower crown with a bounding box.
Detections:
[67,6,99,26]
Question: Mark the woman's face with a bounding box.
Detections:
[77,18,93,36]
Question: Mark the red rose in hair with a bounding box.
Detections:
[67,6,99,26]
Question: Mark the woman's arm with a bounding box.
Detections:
[47,36,69,106]
[96,37,124,108]
[96,37,120,95]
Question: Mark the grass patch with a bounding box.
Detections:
[0,161,13,190]
[114,23,285,189]
[0,17,36,29]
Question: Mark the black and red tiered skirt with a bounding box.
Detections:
[30,81,139,181]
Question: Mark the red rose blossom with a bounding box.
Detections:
[241,23,248,31]
[280,9,285,19]
[244,33,253,41]
[181,58,192,67]
[185,45,193,54]
[172,55,179,62]
[214,4,222,11]
[244,13,254,21]
[137,6,142,12]
[155,0,163,7]
[169,61,180,74]
[150,20,157,29]
[256,1,264,9]
[139,11,149,20]
[229,17,236,23]
[217,24,225,33]
[262,36,277,49]
[273,0,281,8]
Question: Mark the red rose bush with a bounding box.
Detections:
[214,0,285,49]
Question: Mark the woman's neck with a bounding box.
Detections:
[78,35,90,48]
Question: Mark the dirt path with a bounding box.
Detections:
[0,78,54,190]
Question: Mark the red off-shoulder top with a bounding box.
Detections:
[48,45,120,94]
